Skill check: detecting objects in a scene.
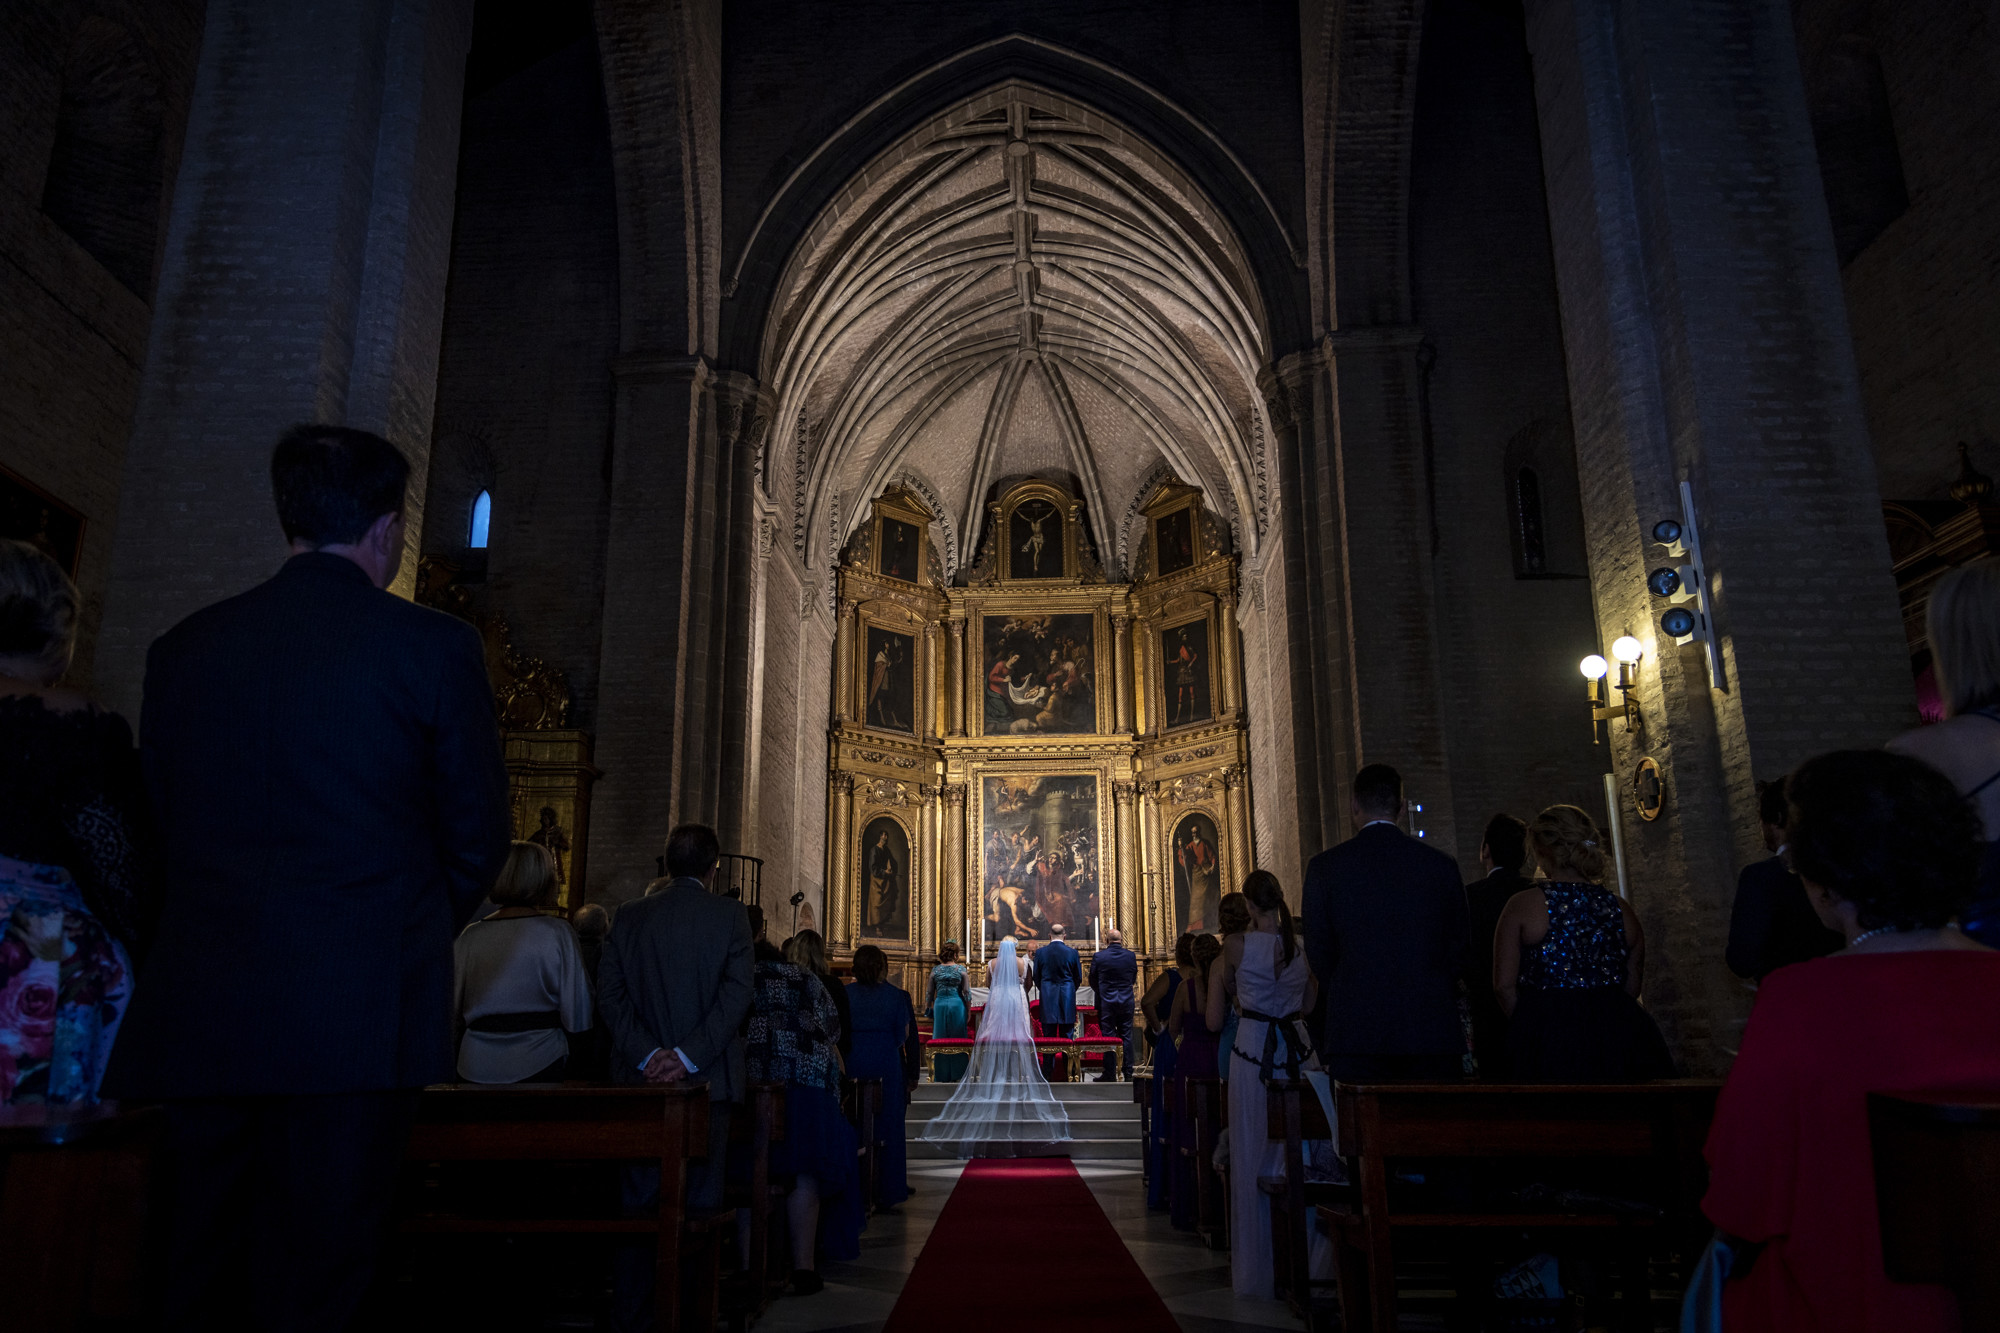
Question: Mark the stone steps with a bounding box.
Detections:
[904,1078,1143,1160]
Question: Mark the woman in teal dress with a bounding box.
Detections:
[925,940,971,1082]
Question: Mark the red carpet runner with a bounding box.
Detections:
[882,1159,1178,1332]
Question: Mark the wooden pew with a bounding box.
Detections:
[1319,1080,1721,1333]
[1183,1077,1228,1249]
[1132,1074,1153,1189]
[1260,1079,1345,1328]
[724,1081,787,1311]
[1870,1089,2000,1329]
[0,1102,162,1333]
[399,1083,727,1333]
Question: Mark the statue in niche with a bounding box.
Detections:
[1009,501,1063,579]
[527,805,571,889]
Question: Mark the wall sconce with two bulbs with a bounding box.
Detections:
[1581,635,1645,743]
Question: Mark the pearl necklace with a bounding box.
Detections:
[1850,922,1960,947]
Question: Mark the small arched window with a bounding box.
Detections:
[1514,467,1547,576]
[468,490,491,549]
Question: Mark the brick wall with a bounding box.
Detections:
[0,0,204,684]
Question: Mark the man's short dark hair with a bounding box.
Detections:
[1756,777,1789,829]
[1787,750,1980,931]
[663,824,721,879]
[746,904,766,940]
[271,424,410,547]
[853,944,889,984]
[1482,813,1528,874]
[1352,763,1403,815]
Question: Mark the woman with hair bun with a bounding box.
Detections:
[1493,804,1673,1081]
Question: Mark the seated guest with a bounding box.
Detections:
[787,928,850,1058]
[1466,814,1530,1079]
[1142,932,1195,1209]
[925,941,970,1082]
[1703,750,2000,1333]
[1303,764,1468,1082]
[748,931,861,1293]
[1889,556,2000,946]
[573,902,611,982]
[0,539,150,1105]
[453,842,593,1083]
[1727,778,1842,981]
[1494,805,1674,1081]
[845,944,920,1207]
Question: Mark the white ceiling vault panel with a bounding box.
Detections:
[763,82,1272,578]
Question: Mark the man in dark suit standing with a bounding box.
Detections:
[1088,927,1139,1081]
[1032,924,1081,1078]
[597,823,753,1331]
[104,425,511,1331]
[1303,764,1469,1082]
[1727,779,1843,980]
[1464,814,1531,1079]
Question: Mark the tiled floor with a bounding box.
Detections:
[752,1162,1304,1333]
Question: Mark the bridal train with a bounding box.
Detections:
[918,937,1072,1156]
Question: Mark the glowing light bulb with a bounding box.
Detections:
[1580,655,1608,681]
[1612,635,1644,665]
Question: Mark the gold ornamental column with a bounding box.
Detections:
[1112,779,1138,937]
[918,782,939,955]
[921,623,939,739]
[1112,614,1134,733]
[1138,783,1164,954]
[828,771,855,947]
[943,782,969,967]
[1224,765,1252,886]
[1218,594,1243,715]
[832,598,857,722]
[946,617,966,737]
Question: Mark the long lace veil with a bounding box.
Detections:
[919,936,1072,1156]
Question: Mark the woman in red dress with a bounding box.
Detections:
[1702,749,2000,1332]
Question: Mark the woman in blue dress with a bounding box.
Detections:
[924,940,970,1082]
[846,944,921,1207]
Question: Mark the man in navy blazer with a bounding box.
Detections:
[105,425,511,1331]
[1088,927,1139,1080]
[1302,764,1469,1082]
[1032,925,1081,1077]
[1727,778,1842,980]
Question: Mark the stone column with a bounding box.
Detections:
[1223,765,1253,886]
[946,617,967,737]
[1112,780,1139,939]
[1217,596,1243,716]
[1112,615,1135,733]
[1525,0,1913,1069]
[828,771,855,949]
[95,0,475,715]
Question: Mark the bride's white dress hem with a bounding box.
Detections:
[918,937,1073,1158]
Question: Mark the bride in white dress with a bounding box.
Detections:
[919,936,1072,1155]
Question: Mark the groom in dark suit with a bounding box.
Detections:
[105,425,512,1331]
[1032,924,1081,1079]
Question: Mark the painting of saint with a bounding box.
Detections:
[863,626,915,734]
[860,816,910,940]
[982,775,1099,943]
[1154,507,1195,577]
[1172,812,1221,935]
[1162,619,1213,729]
[1008,500,1063,579]
[981,613,1097,735]
[526,804,571,889]
[0,466,85,577]
[880,517,920,582]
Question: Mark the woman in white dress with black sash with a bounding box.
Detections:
[1207,870,1315,1298]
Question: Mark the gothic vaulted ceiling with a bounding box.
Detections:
[763,83,1274,580]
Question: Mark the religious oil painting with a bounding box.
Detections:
[1154,506,1196,577]
[1172,812,1221,936]
[879,517,920,583]
[0,466,84,578]
[859,815,911,940]
[981,613,1097,735]
[982,774,1100,943]
[1007,499,1064,579]
[1161,617,1214,729]
[863,625,916,734]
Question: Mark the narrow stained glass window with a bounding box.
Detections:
[469,490,491,549]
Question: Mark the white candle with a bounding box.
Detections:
[1093,915,1100,949]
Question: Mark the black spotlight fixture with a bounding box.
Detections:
[1647,567,1682,597]
[1661,606,1697,638]
[1651,518,1683,546]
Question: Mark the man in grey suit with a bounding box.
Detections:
[598,823,753,1330]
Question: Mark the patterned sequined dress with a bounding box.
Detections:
[1508,881,1675,1082]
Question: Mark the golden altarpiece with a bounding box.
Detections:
[823,479,1253,990]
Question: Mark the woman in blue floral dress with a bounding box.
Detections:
[0,541,150,1105]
